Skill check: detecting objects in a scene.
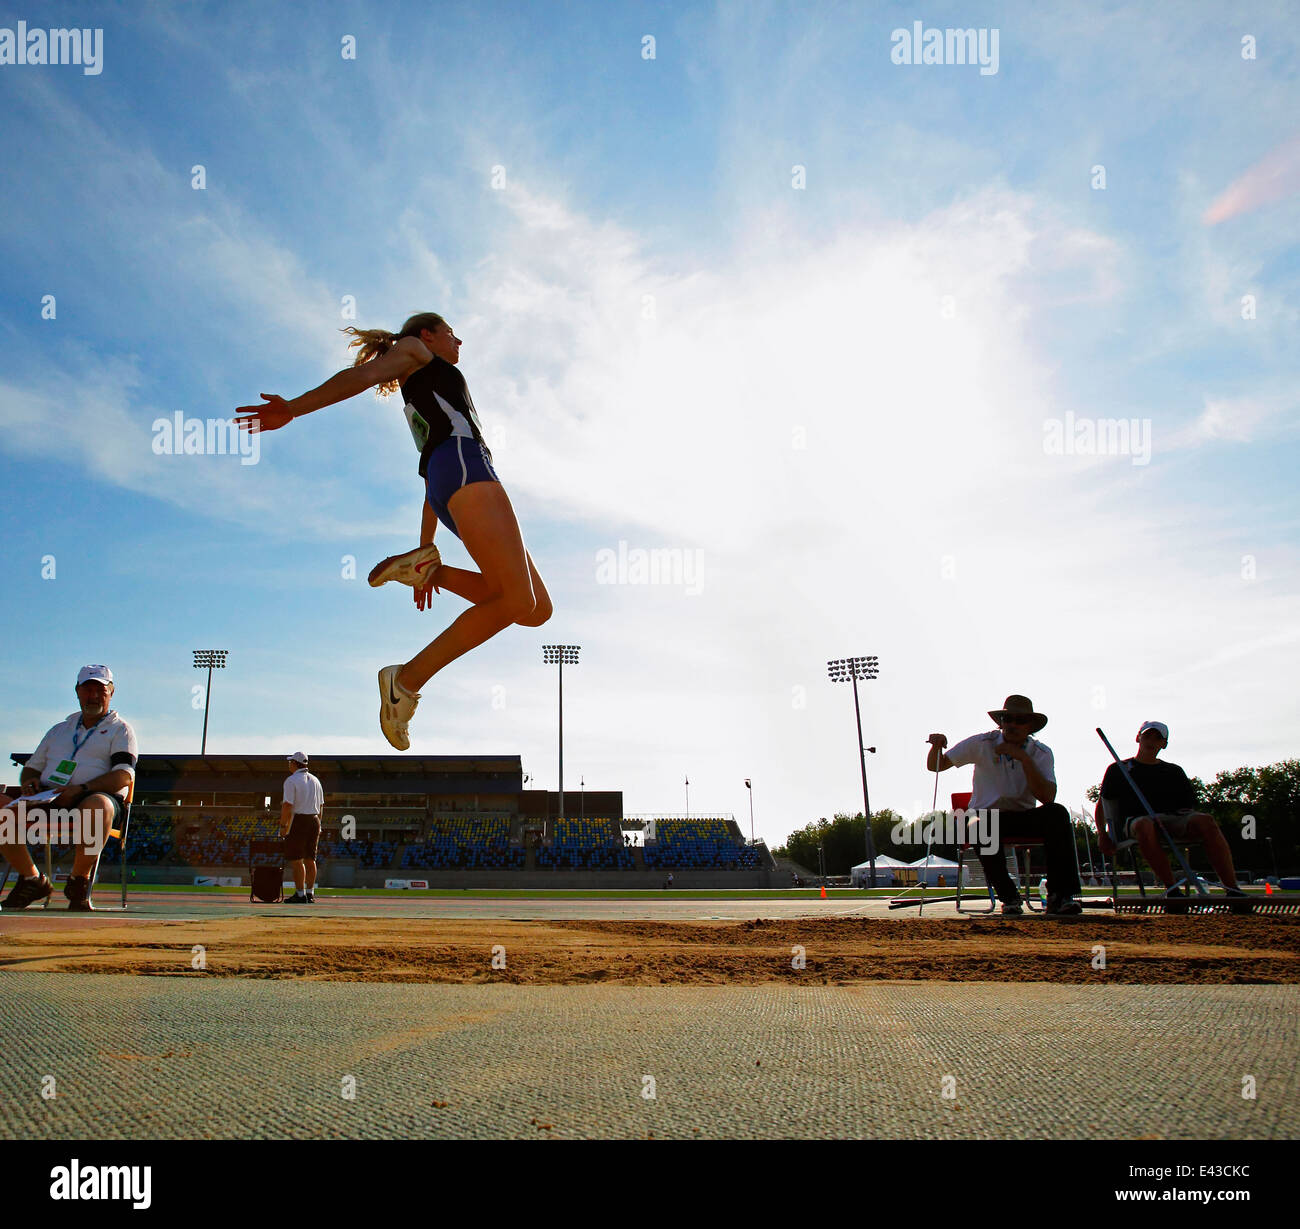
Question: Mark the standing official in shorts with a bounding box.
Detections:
[281,752,323,904]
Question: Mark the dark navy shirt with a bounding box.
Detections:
[399,357,489,477]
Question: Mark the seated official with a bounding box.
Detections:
[1095,720,1250,912]
[0,665,137,911]
[928,694,1081,917]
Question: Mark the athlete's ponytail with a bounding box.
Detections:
[342,311,447,397]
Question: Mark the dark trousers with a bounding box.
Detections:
[977,803,1079,903]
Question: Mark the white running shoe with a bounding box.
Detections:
[378,665,420,750]
[368,544,442,589]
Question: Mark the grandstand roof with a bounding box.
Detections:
[9,752,524,796]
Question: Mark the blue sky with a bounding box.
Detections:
[2,0,1297,845]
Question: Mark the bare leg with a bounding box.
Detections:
[71,794,114,878]
[1187,814,1239,889]
[429,563,493,604]
[0,793,41,877]
[0,843,38,878]
[431,552,552,625]
[305,859,316,891]
[290,859,305,892]
[1131,818,1175,887]
[1,802,38,876]
[398,483,552,692]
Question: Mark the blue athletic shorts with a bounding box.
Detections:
[424,436,500,539]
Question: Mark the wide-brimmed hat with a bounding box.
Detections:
[988,694,1047,734]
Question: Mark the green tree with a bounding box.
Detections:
[1081,759,1297,876]
[783,760,1299,886]
[784,810,909,877]
[882,808,961,864]
[1202,760,1299,875]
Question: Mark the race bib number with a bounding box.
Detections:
[46,758,77,787]
[403,402,430,451]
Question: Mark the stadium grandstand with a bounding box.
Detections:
[642,818,764,870]
[7,752,777,888]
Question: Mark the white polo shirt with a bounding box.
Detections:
[946,730,1055,811]
[283,768,324,816]
[26,710,138,789]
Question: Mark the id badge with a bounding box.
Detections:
[46,758,77,787]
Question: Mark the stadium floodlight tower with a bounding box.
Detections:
[827,655,879,887]
[192,649,229,755]
[542,645,580,820]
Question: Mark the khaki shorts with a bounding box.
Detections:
[4,791,125,845]
[1126,811,1199,840]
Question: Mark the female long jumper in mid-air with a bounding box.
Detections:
[236,312,552,749]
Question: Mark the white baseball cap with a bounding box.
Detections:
[287,751,309,765]
[77,665,113,686]
[1137,721,1169,741]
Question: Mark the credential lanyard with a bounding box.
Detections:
[70,720,97,759]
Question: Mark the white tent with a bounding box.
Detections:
[906,855,969,887]
[851,855,913,887]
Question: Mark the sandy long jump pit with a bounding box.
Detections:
[1,912,1298,983]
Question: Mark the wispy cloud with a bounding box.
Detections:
[0,357,398,540]
[1204,132,1300,224]
[1169,391,1299,447]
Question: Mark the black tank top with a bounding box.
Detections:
[399,356,489,477]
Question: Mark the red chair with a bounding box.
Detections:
[953,791,1047,914]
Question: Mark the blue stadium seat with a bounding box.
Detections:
[643,819,759,870]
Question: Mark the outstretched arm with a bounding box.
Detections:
[287,364,381,417]
[236,336,429,433]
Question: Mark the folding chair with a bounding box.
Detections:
[86,778,135,911]
[249,839,285,903]
[1095,726,1224,916]
[952,792,996,915]
[42,779,134,910]
[0,782,133,910]
[1102,796,1135,909]
[954,792,1047,914]
[1102,796,1208,914]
